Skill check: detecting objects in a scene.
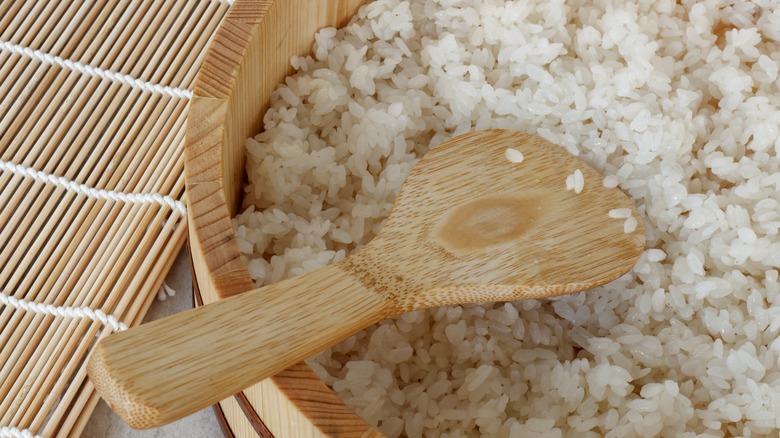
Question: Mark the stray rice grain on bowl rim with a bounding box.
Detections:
[233,0,780,436]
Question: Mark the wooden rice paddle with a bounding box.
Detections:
[88,130,645,429]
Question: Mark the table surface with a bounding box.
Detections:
[82,248,224,438]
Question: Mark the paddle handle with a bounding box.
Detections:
[87,263,388,429]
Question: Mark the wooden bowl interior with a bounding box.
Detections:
[221,1,372,216]
[186,1,381,436]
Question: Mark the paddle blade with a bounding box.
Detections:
[359,129,645,309]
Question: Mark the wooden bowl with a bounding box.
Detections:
[184,1,382,436]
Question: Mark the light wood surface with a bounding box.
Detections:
[89,129,645,429]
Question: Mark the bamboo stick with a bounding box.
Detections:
[0,180,41,271]
[120,214,188,328]
[71,87,160,187]
[46,1,94,57]
[122,98,188,193]
[0,197,111,361]
[3,187,75,293]
[77,1,138,67]
[150,119,189,194]
[19,206,173,424]
[0,201,113,384]
[26,1,73,51]
[0,1,46,43]
[0,190,91,343]
[45,80,129,177]
[26,320,102,431]
[47,213,185,434]
[0,204,156,422]
[27,75,106,172]
[20,74,104,170]
[5,317,86,425]
[0,53,31,131]
[133,2,197,85]
[0,2,26,35]
[45,333,103,437]
[0,59,55,144]
[159,1,217,87]
[0,312,50,420]
[67,387,101,438]
[3,203,147,352]
[120,1,184,81]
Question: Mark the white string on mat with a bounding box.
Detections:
[0,290,128,333]
[0,40,193,100]
[0,159,187,216]
[0,426,43,438]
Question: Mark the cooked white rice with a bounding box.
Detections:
[566,169,585,194]
[504,147,525,164]
[234,0,780,436]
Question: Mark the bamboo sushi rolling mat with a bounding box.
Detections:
[0,1,233,436]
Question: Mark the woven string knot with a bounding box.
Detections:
[0,291,128,333]
[0,40,192,99]
[0,160,186,216]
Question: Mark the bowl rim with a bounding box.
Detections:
[183,1,382,437]
[184,0,263,301]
